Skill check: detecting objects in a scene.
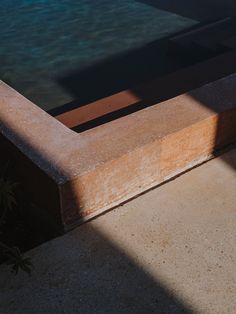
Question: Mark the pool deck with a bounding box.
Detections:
[1,146,236,313]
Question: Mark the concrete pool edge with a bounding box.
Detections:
[1,74,236,232]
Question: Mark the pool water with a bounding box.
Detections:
[1,1,200,111]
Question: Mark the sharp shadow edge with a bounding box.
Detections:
[49,20,219,117]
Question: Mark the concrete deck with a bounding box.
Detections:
[1,147,236,313]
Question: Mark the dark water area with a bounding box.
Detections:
[1,0,234,111]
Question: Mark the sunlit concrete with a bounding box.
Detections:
[2,72,236,231]
[1,147,236,313]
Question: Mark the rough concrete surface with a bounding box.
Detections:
[1,148,236,314]
[2,73,236,229]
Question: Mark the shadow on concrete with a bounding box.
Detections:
[68,49,236,132]
[2,79,236,313]
[1,2,236,312]
[1,103,236,313]
[188,90,236,171]
[0,132,193,313]
[37,224,194,313]
[130,63,236,172]
[54,1,236,174]
[50,1,236,135]
[134,1,236,171]
[48,0,236,173]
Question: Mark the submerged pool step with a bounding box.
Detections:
[220,35,236,49]
[168,17,236,62]
[55,49,236,132]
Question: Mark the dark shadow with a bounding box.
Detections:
[0,124,193,313]
[50,1,236,173]
[1,3,236,312]
[50,37,185,116]
[50,18,224,118]
[51,0,236,117]
[126,1,236,172]
[1,80,236,312]
[137,0,236,21]
[40,223,193,313]
[71,47,236,132]
[131,59,236,172]
[51,5,236,131]
[1,107,235,312]
[188,82,236,171]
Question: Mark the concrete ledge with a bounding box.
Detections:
[1,73,236,232]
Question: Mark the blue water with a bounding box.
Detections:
[0,0,197,111]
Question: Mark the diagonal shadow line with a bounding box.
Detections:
[135,0,236,172]
[1,73,236,313]
[1,83,235,312]
[51,20,215,117]
[132,75,236,172]
[1,2,236,310]
[52,4,236,131]
[54,0,235,112]
[188,91,236,171]
[0,124,194,313]
[67,48,236,133]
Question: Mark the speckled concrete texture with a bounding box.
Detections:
[1,147,236,314]
[1,72,236,230]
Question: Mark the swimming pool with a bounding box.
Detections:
[1,0,201,111]
[1,1,236,233]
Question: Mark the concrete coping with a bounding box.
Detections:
[1,74,236,179]
[1,69,236,230]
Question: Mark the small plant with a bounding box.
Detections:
[0,175,17,227]
[0,164,33,275]
[0,241,32,275]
